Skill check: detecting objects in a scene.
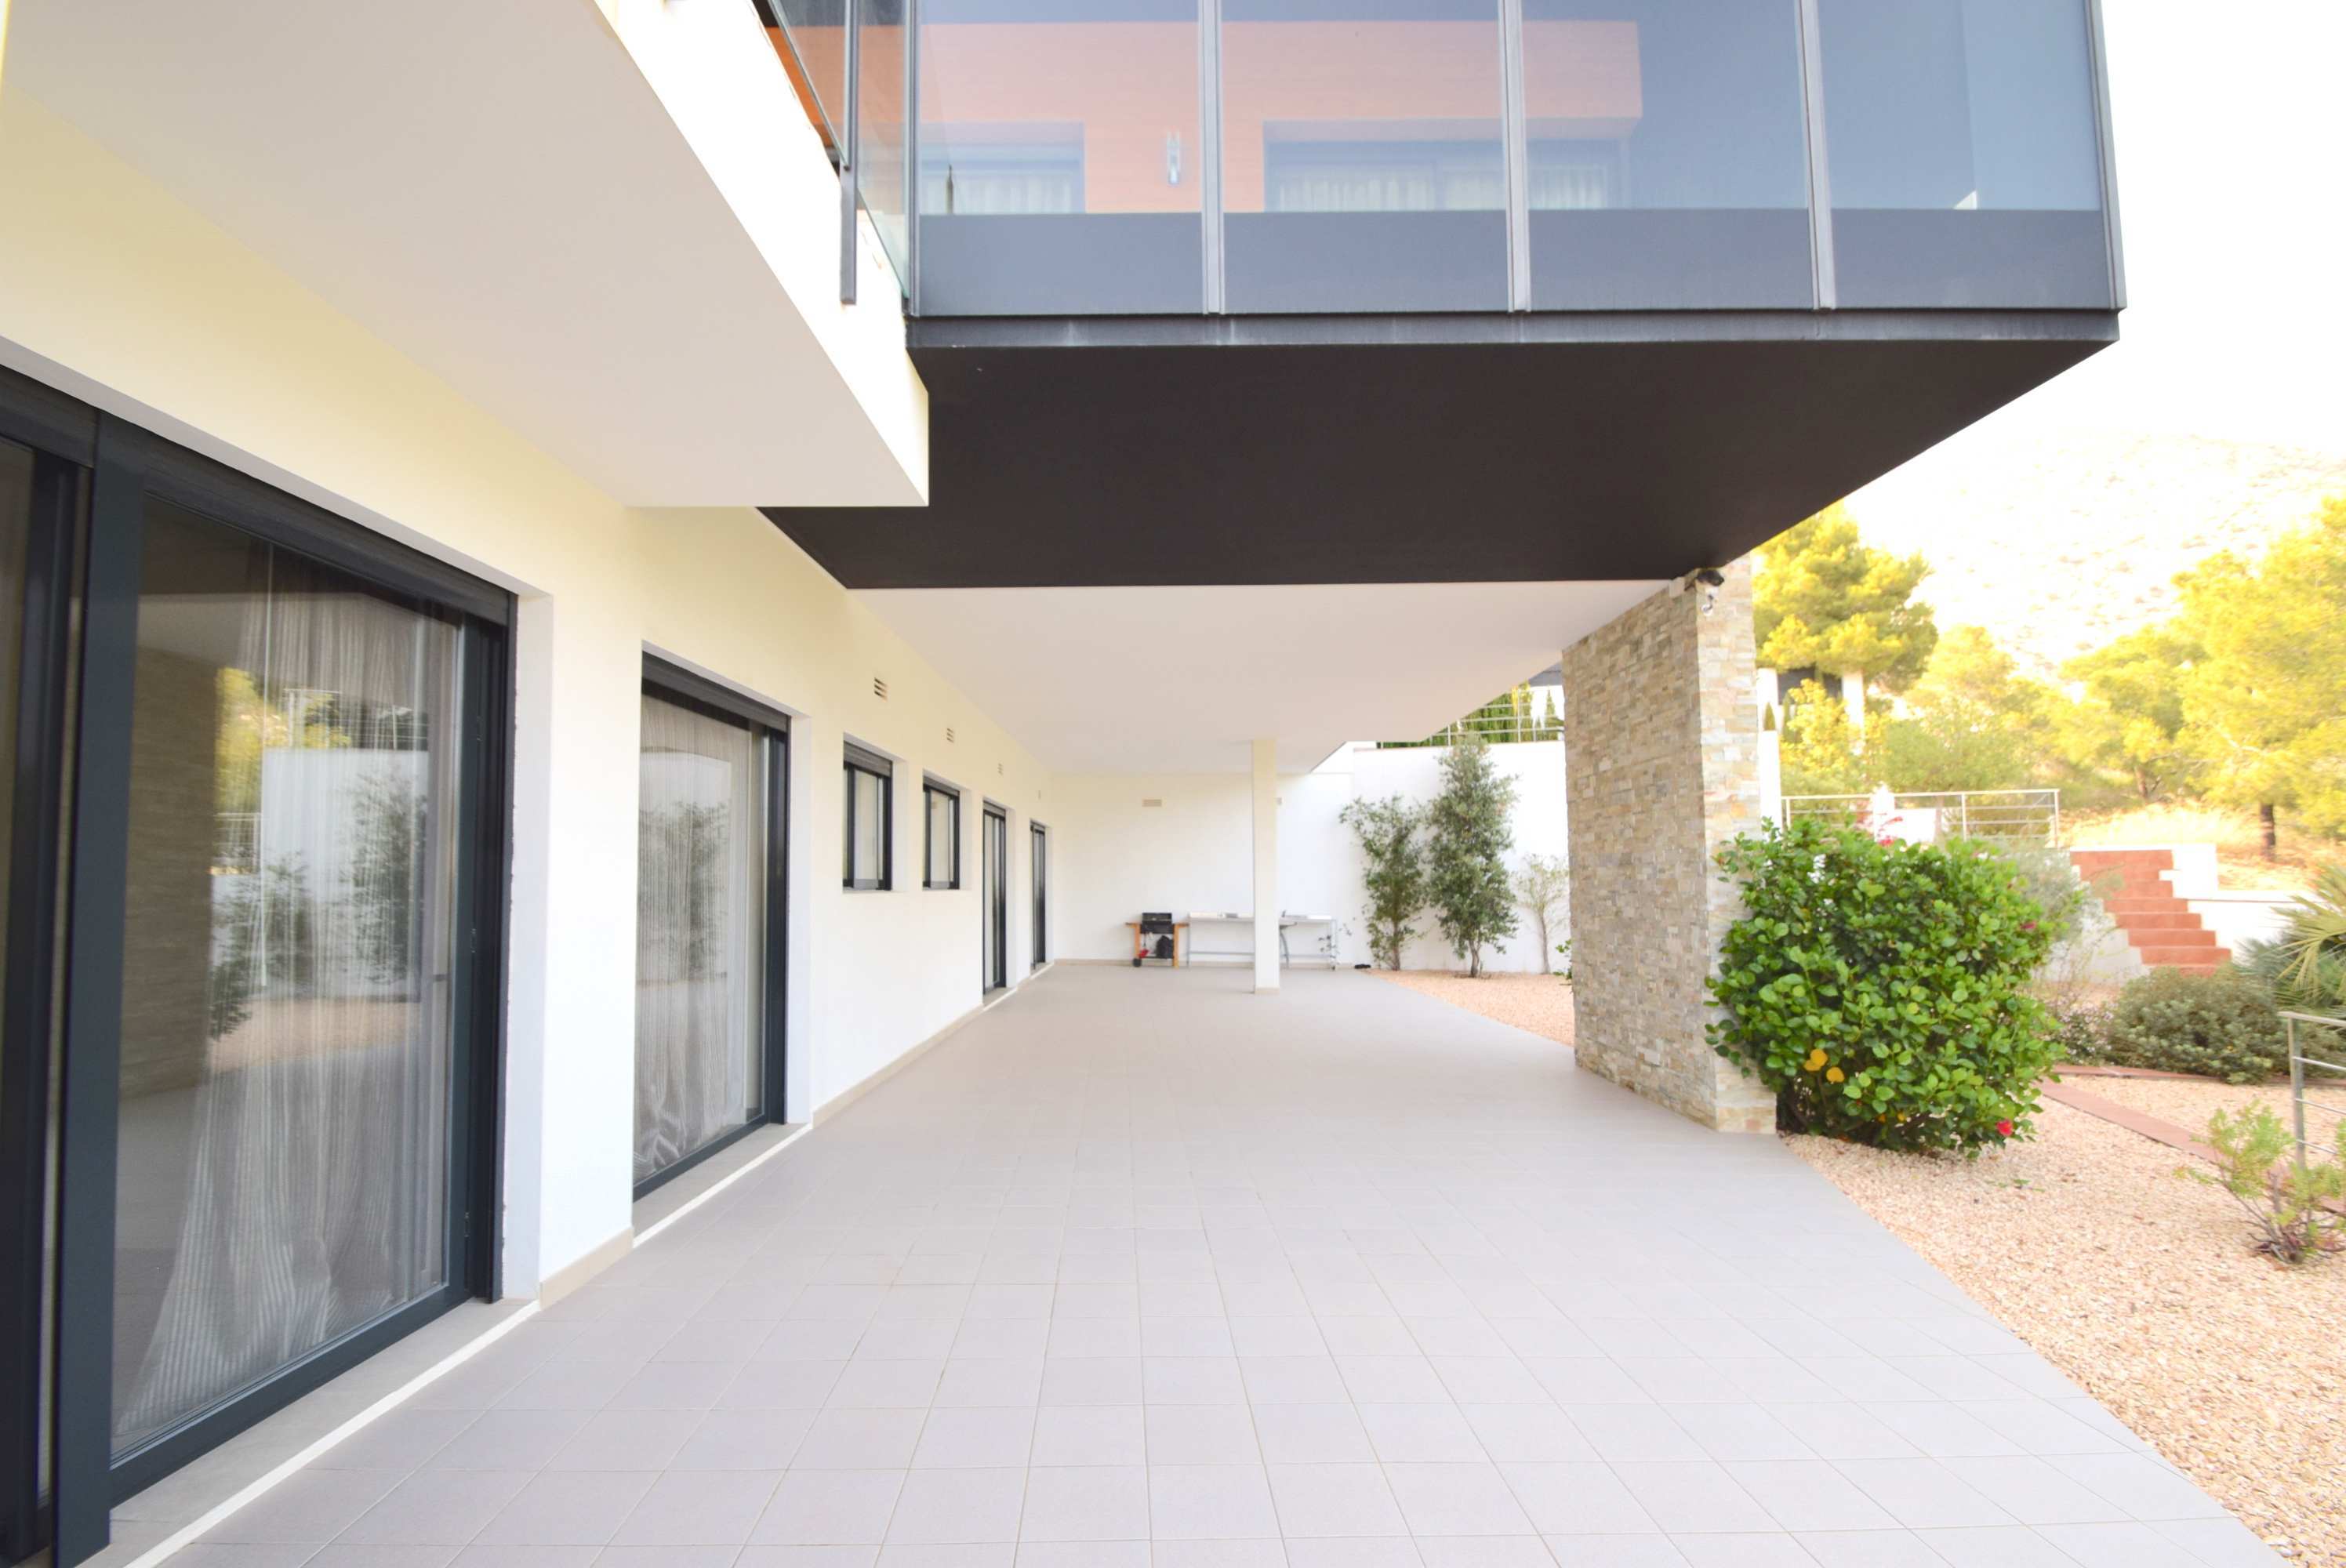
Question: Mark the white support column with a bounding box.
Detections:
[1251,738,1280,993]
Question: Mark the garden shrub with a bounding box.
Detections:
[2087,967,2290,1083]
[2182,1103,2345,1265]
[1708,817,2056,1154]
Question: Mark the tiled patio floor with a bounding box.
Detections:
[167,966,2280,1566]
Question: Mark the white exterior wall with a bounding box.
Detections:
[1055,742,1568,975]
[0,94,1053,1297]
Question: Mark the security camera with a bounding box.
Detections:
[1693,568,1725,588]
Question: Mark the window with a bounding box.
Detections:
[635,664,789,1196]
[844,744,893,890]
[924,780,961,890]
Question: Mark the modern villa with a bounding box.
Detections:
[0,0,2152,1563]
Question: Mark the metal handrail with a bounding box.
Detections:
[2281,1011,2346,1171]
[1779,788,2061,845]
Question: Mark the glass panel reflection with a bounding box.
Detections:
[1821,0,2111,307]
[113,500,463,1457]
[918,0,1203,314]
[635,695,765,1187]
[767,0,848,155]
[1222,0,1507,312]
[859,0,911,291]
[1523,0,1812,308]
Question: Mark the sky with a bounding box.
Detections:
[1948,0,2346,454]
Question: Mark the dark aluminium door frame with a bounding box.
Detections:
[1030,823,1047,971]
[982,804,1008,994]
[3,372,513,1566]
[632,656,791,1201]
[0,376,91,1566]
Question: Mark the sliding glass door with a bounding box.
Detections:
[981,805,1008,993]
[2,376,510,1566]
[634,665,787,1196]
[108,497,474,1469]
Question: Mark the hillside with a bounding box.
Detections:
[1836,430,2346,677]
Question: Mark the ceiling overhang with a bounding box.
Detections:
[767,308,2115,587]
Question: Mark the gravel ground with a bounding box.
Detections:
[1792,1102,2346,1564]
[1371,967,1577,1047]
[2068,1071,2311,1134]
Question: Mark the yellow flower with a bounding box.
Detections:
[1825,1066,1845,1083]
[1803,1048,1828,1073]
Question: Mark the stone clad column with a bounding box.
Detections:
[1561,561,1774,1132]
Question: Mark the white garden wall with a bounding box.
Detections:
[1055,741,1568,975]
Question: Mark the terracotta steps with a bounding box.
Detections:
[2068,847,2229,975]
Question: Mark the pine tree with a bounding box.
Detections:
[1425,735,1519,976]
[1755,505,1939,717]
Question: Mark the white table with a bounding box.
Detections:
[1183,912,1342,968]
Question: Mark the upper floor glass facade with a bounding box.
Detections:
[797,0,2119,315]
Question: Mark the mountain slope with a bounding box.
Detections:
[1837,431,2346,677]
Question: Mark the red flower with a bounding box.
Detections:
[2021,920,2039,932]
[1995,1120,2015,1138]
[1876,836,1897,848]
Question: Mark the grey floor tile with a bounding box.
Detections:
[310,1410,475,1472]
[544,1407,703,1471]
[336,1468,532,1545]
[610,1468,783,1544]
[2147,1517,2290,1566]
[203,1470,407,1544]
[884,1467,1027,1543]
[472,1471,657,1547]
[1149,1464,1280,1539]
[1413,1538,1556,1566]
[1264,1463,1408,1537]
[1791,1528,1942,1566]
[1563,1406,1708,1464]
[1017,1465,1149,1541]
[1663,1406,1810,1465]
[1539,1537,1689,1566]
[1828,1460,2013,1530]
[800,1408,929,1468]
[2032,1521,2206,1566]
[1607,1464,1775,1534]
[1938,1457,2130,1526]
[674,1407,820,1470]
[1720,1460,1897,1532]
[751,1469,906,1545]
[1666,1534,1815,1566]
[2047,1454,2229,1522]
[1385,1463,1536,1536]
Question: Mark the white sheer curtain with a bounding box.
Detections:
[114,515,462,1454]
[635,695,762,1185]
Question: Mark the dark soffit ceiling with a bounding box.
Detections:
[765,310,2116,589]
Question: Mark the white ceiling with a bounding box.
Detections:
[9,0,924,507]
[858,581,1664,774]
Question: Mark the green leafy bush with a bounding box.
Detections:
[2237,863,2346,1021]
[2086,967,2290,1083]
[1708,817,2056,1154]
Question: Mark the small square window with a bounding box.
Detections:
[924,782,961,890]
[844,746,892,890]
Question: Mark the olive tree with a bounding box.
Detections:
[1425,736,1519,976]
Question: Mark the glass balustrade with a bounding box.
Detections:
[1818,0,2115,309]
[809,0,2119,316]
[917,0,1204,314]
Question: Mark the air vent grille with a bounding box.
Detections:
[872,676,888,700]
[1141,798,1164,808]
[946,725,957,744]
